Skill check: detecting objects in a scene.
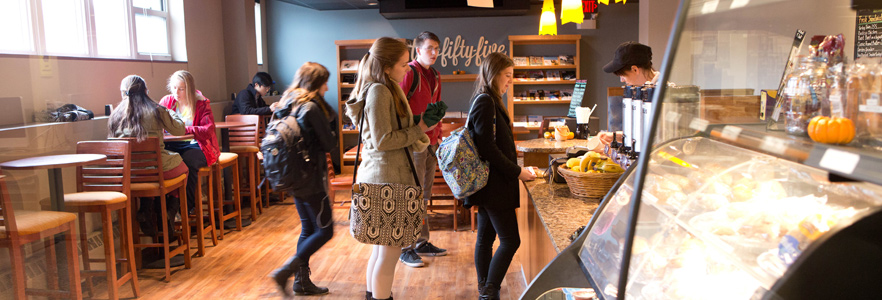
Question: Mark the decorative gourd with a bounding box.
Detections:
[807,116,855,145]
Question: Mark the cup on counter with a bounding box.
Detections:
[554,126,570,141]
[586,136,605,152]
[104,104,113,116]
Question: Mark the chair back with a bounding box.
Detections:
[0,172,18,238]
[225,115,261,147]
[119,137,166,185]
[76,141,131,197]
[439,117,467,139]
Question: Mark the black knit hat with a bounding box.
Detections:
[603,41,652,73]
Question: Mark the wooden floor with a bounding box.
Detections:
[88,192,526,300]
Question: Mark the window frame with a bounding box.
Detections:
[2,0,176,61]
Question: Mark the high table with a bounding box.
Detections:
[517,138,588,168]
[164,134,195,142]
[0,153,107,287]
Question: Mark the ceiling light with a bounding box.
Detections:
[561,0,584,24]
[538,0,557,35]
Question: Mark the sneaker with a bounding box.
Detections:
[399,249,425,268]
[414,242,448,256]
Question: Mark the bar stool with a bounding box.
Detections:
[0,172,82,299]
[63,141,139,299]
[225,115,262,222]
[190,164,218,256]
[126,137,191,282]
[215,152,242,239]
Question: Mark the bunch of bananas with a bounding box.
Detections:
[563,151,625,173]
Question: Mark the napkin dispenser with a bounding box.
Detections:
[547,154,568,183]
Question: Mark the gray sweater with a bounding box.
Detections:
[346,83,429,186]
[112,106,187,172]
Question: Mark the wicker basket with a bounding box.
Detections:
[558,167,622,198]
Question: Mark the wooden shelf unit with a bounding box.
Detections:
[335,39,377,173]
[507,34,581,140]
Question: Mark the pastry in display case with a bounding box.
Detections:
[523,0,882,299]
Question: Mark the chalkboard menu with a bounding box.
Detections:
[856,9,882,58]
[567,80,587,118]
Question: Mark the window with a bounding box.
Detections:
[0,0,180,60]
[255,0,263,65]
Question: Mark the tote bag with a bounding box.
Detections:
[436,94,494,198]
[349,91,426,247]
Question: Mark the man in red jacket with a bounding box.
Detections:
[398,31,448,268]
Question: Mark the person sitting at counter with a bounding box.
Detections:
[108,74,188,235]
[465,52,537,300]
[160,70,220,215]
[233,71,279,116]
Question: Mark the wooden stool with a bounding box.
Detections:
[125,137,191,282]
[64,141,139,299]
[215,152,242,239]
[225,115,262,222]
[190,164,218,256]
[1,173,82,300]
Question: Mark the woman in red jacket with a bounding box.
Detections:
[160,70,220,213]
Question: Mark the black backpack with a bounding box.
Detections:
[261,103,313,193]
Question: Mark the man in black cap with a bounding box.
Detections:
[233,71,279,115]
[603,41,659,86]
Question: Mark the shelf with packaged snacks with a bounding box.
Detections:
[513,80,578,85]
[514,65,577,70]
[513,100,571,105]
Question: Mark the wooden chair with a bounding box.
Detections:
[214,152,242,239]
[190,164,218,256]
[63,141,139,299]
[0,172,82,299]
[329,153,354,209]
[225,115,262,222]
[125,137,191,282]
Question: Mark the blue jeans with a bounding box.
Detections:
[474,206,520,287]
[294,192,334,262]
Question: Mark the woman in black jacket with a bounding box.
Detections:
[465,52,536,300]
[269,62,337,297]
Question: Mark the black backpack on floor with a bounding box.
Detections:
[261,102,313,193]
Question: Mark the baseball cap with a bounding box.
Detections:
[603,41,653,73]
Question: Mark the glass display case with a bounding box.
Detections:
[522,1,882,299]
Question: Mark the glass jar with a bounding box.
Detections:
[855,59,882,149]
[782,57,830,136]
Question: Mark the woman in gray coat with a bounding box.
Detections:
[345,37,436,300]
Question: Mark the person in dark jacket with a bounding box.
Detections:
[233,72,279,115]
[269,62,337,297]
[465,52,536,300]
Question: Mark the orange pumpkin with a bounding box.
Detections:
[807,116,855,145]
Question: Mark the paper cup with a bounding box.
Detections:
[586,136,604,152]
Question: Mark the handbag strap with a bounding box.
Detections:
[467,93,496,141]
[352,87,422,189]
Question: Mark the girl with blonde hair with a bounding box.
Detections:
[345,37,436,300]
[159,70,220,214]
[269,62,337,297]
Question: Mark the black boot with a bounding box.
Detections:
[292,261,329,295]
[365,291,372,300]
[269,256,301,297]
[479,282,500,300]
[371,297,393,300]
[477,277,487,296]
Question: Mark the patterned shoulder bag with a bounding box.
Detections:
[349,94,426,247]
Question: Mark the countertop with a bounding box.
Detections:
[524,178,602,253]
[517,138,588,153]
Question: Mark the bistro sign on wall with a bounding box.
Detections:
[412,35,508,68]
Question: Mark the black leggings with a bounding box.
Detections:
[293,192,334,263]
[474,206,521,287]
[165,141,207,210]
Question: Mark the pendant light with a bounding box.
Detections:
[538,0,557,35]
[561,0,584,24]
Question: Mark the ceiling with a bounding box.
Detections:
[275,0,380,10]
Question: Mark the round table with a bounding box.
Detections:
[517,138,588,168]
[0,154,106,211]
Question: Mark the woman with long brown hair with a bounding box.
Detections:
[269,62,337,297]
[159,70,220,215]
[345,37,436,300]
[109,75,188,235]
[465,52,536,300]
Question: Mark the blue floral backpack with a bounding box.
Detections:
[436,94,494,198]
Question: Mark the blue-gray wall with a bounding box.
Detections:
[266,0,639,130]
